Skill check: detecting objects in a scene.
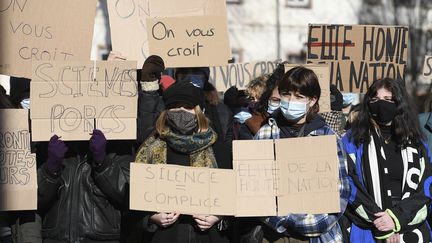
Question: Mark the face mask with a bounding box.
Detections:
[234,111,252,124]
[166,110,197,134]
[369,100,397,124]
[342,93,356,107]
[20,98,30,109]
[267,103,280,114]
[280,100,307,121]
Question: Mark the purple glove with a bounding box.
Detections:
[47,135,68,174]
[89,129,106,163]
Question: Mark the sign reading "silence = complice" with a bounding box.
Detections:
[146,15,230,68]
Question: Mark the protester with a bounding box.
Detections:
[320,84,346,137]
[37,130,130,243]
[255,66,350,243]
[134,81,230,243]
[342,78,432,242]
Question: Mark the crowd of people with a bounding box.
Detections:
[1,54,432,243]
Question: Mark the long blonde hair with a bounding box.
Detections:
[155,105,209,135]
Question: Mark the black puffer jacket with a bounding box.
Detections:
[37,153,130,243]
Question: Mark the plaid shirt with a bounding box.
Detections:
[255,118,351,243]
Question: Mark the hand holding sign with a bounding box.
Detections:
[150,212,180,228]
[193,215,221,231]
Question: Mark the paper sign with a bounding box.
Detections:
[107,0,227,68]
[209,60,281,92]
[130,163,235,215]
[285,64,331,113]
[423,56,432,78]
[30,61,138,141]
[0,0,97,78]
[276,136,340,214]
[307,25,409,93]
[146,16,230,67]
[233,140,277,216]
[0,109,37,211]
[129,136,340,216]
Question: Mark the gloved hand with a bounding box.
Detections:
[140,55,165,92]
[89,129,107,164]
[47,135,68,174]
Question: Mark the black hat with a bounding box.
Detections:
[141,55,165,81]
[163,81,204,109]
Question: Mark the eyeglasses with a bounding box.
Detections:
[369,97,395,103]
[268,97,281,106]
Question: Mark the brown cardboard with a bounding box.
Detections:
[30,61,137,141]
[284,64,331,113]
[146,16,230,68]
[0,0,97,78]
[210,60,280,92]
[107,0,228,69]
[423,56,432,78]
[307,25,409,93]
[130,163,235,215]
[276,136,340,214]
[0,109,37,211]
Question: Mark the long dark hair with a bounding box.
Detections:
[349,78,423,147]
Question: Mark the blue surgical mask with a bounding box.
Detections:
[234,111,252,124]
[20,98,30,109]
[267,103,280,114]
[342,93,356,107]
[280,100,307,121]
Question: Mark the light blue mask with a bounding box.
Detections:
[342,93,356,107]
[20,98,30,109]
[234,110,252,124]
[267,103,280,114]
[280,100,307,121]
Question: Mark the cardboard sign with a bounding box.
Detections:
[107,0,227,68]
[0,109,37,211]
[307,25,409,93]
[209,60,281,92]
[276,136,340,214]
[130,163,235,215]
[0,0,97,78]
[285,64,331,113]
[233,140,277,216]
[30,61,138,141]
[130,136,340,216]
[423,56,432,78]
[146,16,230,67]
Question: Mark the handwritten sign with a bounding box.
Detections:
[423,56,432,78]
[0,0,97,78]
[130,163,235,215]
[209,60,281,92]
[30,61,138,141]
[276,136,340,214]
[130,136,340,216]
[0,109,37,211]
[146,16,230,67]
[107,0,227,68]
[307,25,409,93]
[285,64,331,113]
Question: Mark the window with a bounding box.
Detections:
[285,0,311,8]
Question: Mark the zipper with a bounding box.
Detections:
[69,155,84,243]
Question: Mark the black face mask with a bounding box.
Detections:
[166,110,198,135]
[369,100,398,124]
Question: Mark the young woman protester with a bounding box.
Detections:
[255,66,350,243]
[342,78,432,242]
[134,81,230,243]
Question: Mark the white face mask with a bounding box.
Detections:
[267,103,280,114]
[20,98,30,109]
[280,99,308,121]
